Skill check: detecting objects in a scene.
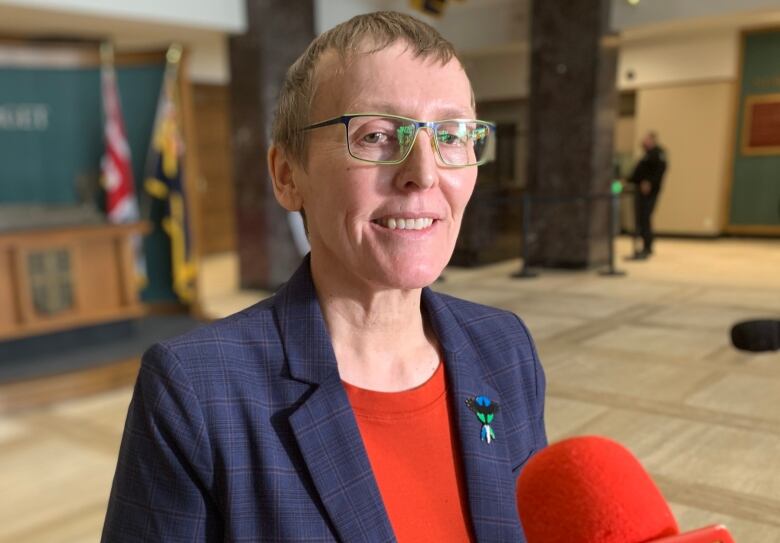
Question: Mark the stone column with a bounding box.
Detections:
[229,0,314,289]
[525,0,618,268]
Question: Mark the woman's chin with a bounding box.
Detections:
[374,263,445,290]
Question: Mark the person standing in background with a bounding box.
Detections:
[629,131,667,259]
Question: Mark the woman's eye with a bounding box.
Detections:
[362,132,388,144]
[438,132,463,146]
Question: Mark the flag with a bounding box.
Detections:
[100,43,146,285]
[144,44,196,304]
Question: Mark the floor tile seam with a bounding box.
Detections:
[437,286,560,301]
[0,368,141,416]
[653,473,780,527]
[549,384,780,434]
[521,302,663,342]
[664,285,712,304]
[636,320,768,335]
[676,370,733,403]
[547,408,615,442]
[636,287,780,299]
[20,413,123,457]
[567,275,706,290]
[521,289,662,305]
[543,342,780,379]
[683,298,780,313]
[547,385,780,437]
[651,287,710,306]
[539,306,662,344]
[0,377,137,416]
[0,498,108,542]
[703,344,780,368]
[438,284,534,300]
[611,273,779,293]
[541,321,631,345]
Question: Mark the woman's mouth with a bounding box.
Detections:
[371,217,437,230]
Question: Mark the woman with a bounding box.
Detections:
[103,12,546,542]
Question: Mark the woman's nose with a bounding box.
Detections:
[393,128,438,191]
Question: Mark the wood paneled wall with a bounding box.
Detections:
[193,84,237,255]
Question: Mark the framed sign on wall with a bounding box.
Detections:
[741,92,780,155]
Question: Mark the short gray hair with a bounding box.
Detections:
[271,11,466,165]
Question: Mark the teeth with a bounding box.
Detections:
[376,217,435,230]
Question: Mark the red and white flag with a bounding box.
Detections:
[101,56,137,222]
[101,46,146,283]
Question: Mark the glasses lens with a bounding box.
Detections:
[435,121,495,166]
[346,116,416,162]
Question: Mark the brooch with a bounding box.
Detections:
[466,395,499,444]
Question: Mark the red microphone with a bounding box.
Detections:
[516,436,735,543]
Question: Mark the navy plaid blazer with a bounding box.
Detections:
[103,257,547,542]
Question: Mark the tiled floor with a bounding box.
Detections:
[1,236,778,542]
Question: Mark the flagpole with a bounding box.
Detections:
[99,41,113,67]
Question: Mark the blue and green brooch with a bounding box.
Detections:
[465,395,499,444]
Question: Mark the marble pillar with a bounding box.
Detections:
[526,0,618,268]
[229,0,314,289]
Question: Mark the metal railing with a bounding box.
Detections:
[513,186,626,278]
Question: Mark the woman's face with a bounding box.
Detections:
[289,43,478,291]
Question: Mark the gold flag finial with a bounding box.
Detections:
[166,43,183,65]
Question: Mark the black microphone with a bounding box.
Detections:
[730,320,780,352]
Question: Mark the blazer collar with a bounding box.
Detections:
[274,254,339,384]
[423,289,526,541]
[275,257,523,541]
[276,257,395,541]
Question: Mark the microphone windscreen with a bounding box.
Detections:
[517,436,678,543]
[731,320,780,352]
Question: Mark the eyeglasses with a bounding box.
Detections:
[302,113,496,167]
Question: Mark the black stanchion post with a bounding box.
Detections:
[600,184,626,277]
[625,186,643,260]
[512,191,538,279]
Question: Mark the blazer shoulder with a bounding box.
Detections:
[161,295,278,350]
[142,294,283,387]
[431,291,536,353]
[433,290,525,328]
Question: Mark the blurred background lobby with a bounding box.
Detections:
[0,0,779,541]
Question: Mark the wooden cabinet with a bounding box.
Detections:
[0,223,147,341]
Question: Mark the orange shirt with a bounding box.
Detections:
[343,362,474,542]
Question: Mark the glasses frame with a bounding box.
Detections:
[302,113,496,168]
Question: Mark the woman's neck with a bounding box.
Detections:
[310,259,441,392]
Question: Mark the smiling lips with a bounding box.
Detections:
[373,217,437,231]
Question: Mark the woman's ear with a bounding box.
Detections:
[268,145,304,212]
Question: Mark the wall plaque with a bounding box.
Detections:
[28,248,74,316]
[742,93,780,155]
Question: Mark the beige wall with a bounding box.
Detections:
[617,30,738,90]
[634,82,735,235]
[614,116,637,156]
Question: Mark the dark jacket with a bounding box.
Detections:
[629,145,668,196]
[102,256,548,542]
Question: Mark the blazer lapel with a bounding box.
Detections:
[423,288,526,542]
[275,257,395,543]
